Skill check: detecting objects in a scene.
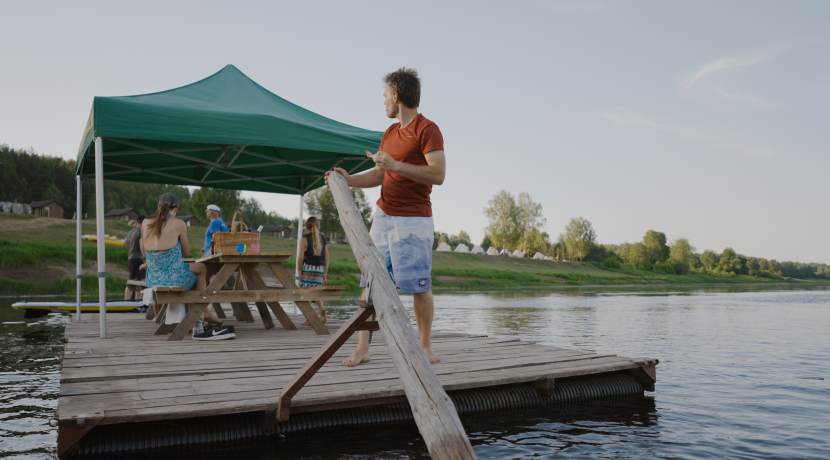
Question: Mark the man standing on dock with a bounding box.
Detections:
[326,67,446,367]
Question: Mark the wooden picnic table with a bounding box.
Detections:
[153,252,343,341]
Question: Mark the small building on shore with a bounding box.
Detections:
[291,231,344,244]
[30,200,65,218]
[176,215,201,227]
[328,234,348,244]
[262,225,291,238]
[104,208,140,221]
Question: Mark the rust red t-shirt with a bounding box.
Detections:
[377,114,444,217]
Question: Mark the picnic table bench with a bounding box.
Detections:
[126,258,196,300]
[152,252,344,341]
[126,280,146,300]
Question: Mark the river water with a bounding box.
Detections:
[1,285,828,459]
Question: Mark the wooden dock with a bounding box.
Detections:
[57,308,656,456]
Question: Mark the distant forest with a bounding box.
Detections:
[3,144,828,280]
[472,190,830,280]
[0,144,294,230]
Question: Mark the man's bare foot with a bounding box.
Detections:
[423,346,440,364]
[342,349,370,367]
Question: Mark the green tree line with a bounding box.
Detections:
[609,233,830,279]
[480,189,830,280]
[1,144,81,215]
[304,185,373,238]
[0,144,293,230]
[434,230,472,251]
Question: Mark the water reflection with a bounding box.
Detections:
[2,285,829,459]
[0,302,66,459]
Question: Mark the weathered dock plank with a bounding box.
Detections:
[59,311,642,415]
[57,310,650,455]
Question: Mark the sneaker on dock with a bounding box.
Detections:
[193,325,236,341]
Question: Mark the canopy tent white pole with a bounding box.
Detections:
[94,137,107,338]
[294,191,305,315]
[76,175,82,321]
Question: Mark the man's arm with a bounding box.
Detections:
[203,221,213,254]
[369,150,445,186]
[325,164,384,188]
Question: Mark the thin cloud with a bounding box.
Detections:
[601,108,726,142]
[683,46,782,89]
[711,85,770,106]
[601,108,777,158]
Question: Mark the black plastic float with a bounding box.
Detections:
[69,371,645,457]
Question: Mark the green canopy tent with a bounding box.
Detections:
[74,65,382,337]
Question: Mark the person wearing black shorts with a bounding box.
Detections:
[123,216,146,300]
[128,258,145,280]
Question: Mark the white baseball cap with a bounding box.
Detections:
[206,204,221,212]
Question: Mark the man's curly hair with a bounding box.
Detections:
[383,67,421,109]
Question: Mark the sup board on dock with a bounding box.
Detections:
[11,300,144,318]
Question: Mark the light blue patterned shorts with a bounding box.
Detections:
[361,207,434,294]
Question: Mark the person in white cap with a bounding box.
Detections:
[203,204,228,254]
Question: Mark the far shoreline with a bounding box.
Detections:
[4,281,829,300]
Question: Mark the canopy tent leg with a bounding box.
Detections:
[294,192,305,315]
[94,137,107,338]
[76,175,82,321]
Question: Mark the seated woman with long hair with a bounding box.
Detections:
[297,216,328,325]
[140,193,218,324]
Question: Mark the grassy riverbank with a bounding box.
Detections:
[1,213,827,296]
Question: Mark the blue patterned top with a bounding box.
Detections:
[145,241,197,290]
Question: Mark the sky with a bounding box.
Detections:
[1,1,828,264]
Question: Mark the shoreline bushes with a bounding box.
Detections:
[0,275,126,296]
[0,239,129,269]
[602,256,622,269]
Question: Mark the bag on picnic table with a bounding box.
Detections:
[212,211,260,254]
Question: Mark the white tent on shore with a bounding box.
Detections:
[513,250,525,258]
[471,245,485,254]
[436,242,452,252]
[500,248,512,257]
[454,243,470,253]
[533,252,545,259]
[486,247,499,255]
